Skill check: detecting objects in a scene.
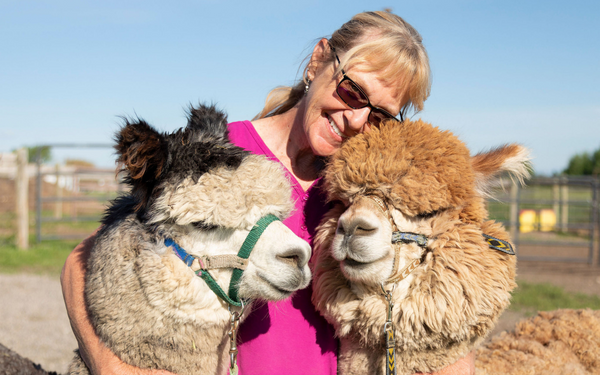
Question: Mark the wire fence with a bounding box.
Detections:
[33,144,124,242]
[0,145,123,246]
[487,176,599,266]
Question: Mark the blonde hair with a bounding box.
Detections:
[254,11,431,120]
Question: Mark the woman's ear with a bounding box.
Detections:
[308,38,330,81]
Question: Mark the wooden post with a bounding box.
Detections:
[593,178,599,266]
[72,175,79,218]
[509,180,518,239]
[553,180,560,229]
[561,183,569,232]
[54,163,63,219]
[16,148,29,250]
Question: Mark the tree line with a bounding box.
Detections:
[562,145,600,176]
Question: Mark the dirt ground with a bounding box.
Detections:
[0,260,599,374]
[0,273,77,374]
[488,260,600,339]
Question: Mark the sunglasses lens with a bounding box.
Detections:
[337,75,400,126]
[337,79,369,108]
[368,110,388,126]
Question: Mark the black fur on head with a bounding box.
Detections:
[114,118,168,212]
[109,103,248,222]
[185,103,230,144]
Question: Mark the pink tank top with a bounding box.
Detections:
[227,120,338,374]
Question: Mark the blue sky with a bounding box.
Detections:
[1,0,598,175]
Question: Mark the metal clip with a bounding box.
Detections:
[228,301,246,375]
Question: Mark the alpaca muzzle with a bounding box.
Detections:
[367,195,429,285]
[165,214,281,307]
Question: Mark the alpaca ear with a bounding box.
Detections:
[471,144,531,197]
[185,103,229,143]
[115,119,168,210]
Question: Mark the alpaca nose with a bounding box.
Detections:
[331,201,387,263]
[276,240,310,269]
[337,209,379,239]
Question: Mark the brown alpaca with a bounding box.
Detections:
[312,119,529,374]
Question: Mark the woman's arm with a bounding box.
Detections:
[60,232,172,375]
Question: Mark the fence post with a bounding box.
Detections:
[597,178,600,267]
[36,148,42,243]
[54,163,63,219]
[509,180,519,240]
[16,148,29,250]
[553,179,560,228]
[561,181,569,232]
[594,177,600,266]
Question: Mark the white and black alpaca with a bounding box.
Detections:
[68,105,311,375]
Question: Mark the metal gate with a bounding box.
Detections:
[34,144,124,242]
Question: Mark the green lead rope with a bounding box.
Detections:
[195,268,242,307]
[166,213,280,307]
[228,214,280,303]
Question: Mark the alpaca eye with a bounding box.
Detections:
[416,211,438,220]
[191,221,218,230]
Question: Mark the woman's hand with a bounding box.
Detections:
[60,231,173,375]
[414,351,476,375]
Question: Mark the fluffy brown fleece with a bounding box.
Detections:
[323,119,486,223]
[312,119,526,374]
[477,309,600,375]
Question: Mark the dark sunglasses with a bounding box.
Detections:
[331,47,404,126]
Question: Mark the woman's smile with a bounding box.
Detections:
[327,114,348,140]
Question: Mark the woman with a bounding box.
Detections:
[61,10,475,375]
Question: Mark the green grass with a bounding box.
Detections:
[0,239,79,276]
[509,281,600,316]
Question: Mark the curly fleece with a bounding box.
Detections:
[313,119,526,374]
[476,309,600,375]
[324,119,481,222]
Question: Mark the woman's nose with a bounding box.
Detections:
[344,107,372,135]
